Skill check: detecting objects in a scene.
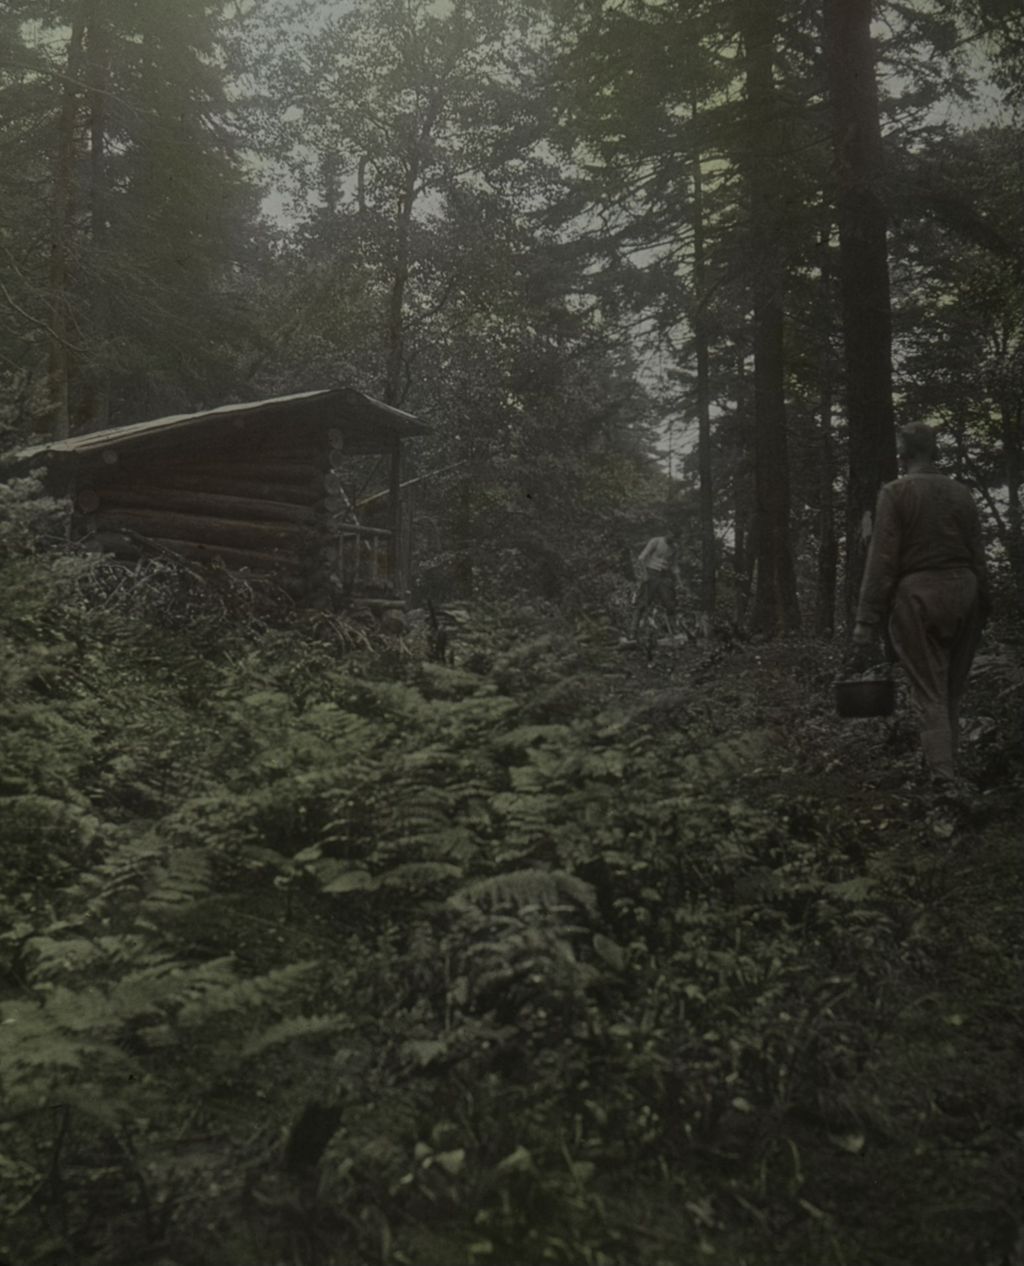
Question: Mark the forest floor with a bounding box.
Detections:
[611,632,1023,1266]
[2,567,1022,1266]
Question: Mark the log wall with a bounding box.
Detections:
[67,411,408,605]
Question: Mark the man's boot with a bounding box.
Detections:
[920,727,957,787]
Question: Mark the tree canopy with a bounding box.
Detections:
[2,0,1021,615]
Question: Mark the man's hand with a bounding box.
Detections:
[851,620,876,646]
[844,622,879,676]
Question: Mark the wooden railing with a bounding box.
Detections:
[337,524,395,593]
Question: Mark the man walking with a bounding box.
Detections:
[631,528,682,640]
[851,423,990,787]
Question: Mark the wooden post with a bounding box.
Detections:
[388,436,402,596]
[309,424,333,605]
[402,493,415,599]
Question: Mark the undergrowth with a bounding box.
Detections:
[1,518,1022,1266]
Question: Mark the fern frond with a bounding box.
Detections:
[239,1014,347,1059]
[0,997,129,1093]
[492,724,573,753]
[678,729,770,783]
[141,846,213,910]
[373,862,464,890]
[176,961,319,1026]
[450,869,597,917]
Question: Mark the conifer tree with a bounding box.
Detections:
[2,0,258,434]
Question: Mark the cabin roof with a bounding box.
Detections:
[13,386,428,463]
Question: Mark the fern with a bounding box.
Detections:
[450,868,597,917]
[0,994,133,1107]
[175,961,318,1026]
[677,728,772,784]
[492,724,574,754]
[240,1014,348,1059]
[372,861,465,890]
[141,845,213,909]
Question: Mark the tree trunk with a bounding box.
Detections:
[731,351,755,627]
[455,476,474,597]
[48,10,88,440]
[691,102,716,627]
[383,173,414,407]
[383,90,446,406]
[815,388,839,639]
[733,468,756,628]
[84,1,111,430]
[1002,399,1024,602]
[742,1,801,635]
[387,436,402,591]
[823,0,898,625]
[815,228,838,637]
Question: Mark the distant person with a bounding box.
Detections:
[631,528,682,639]
[851,422,990,788]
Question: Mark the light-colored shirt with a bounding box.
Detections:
[639,536,675,573]
[856,465,989,626]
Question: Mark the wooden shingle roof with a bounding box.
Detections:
[13,387,428,464]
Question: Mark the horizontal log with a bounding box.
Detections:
[150,538,306,585]
[336,524,393,539]
[148,460,322,485]
[101,472,321,506]
[86,529,158,560]
[94,507,319,552]
[239,444,324,463]
[332,440,393,456]
[88,530,304,583]
[91,484,318,525]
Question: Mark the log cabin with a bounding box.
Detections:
[12,387,429,608]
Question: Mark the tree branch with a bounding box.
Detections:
[0,277,87,354]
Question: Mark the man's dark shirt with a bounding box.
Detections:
[856,464,990,626]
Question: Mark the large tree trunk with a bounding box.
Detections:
[691,104,716,627]
[48,9,88,440]
[742,1,801,636]
[823,0,898,624]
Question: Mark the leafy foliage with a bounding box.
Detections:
[1,518,1022,1265]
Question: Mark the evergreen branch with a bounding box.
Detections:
[1,55,150,121]
[0,275,86,355]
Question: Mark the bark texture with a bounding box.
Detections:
[824,0,899,624]
[742,0,801,635]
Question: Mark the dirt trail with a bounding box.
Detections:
[604,633,1024,1266]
